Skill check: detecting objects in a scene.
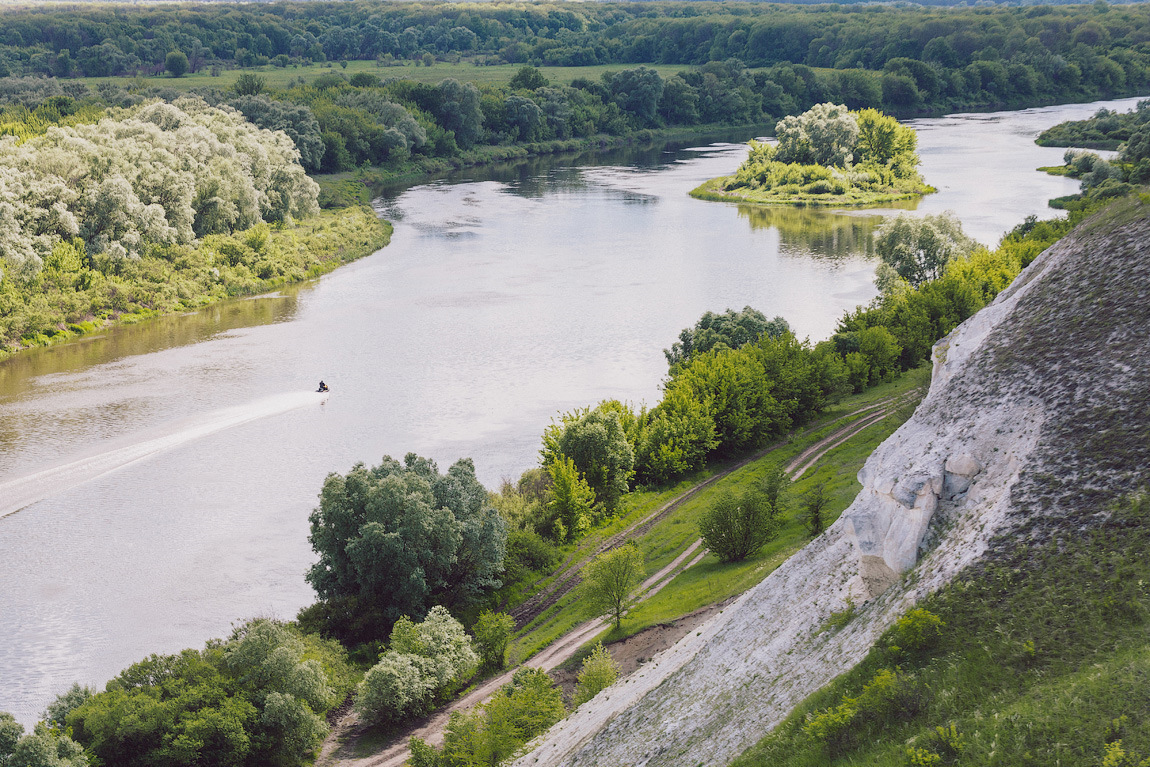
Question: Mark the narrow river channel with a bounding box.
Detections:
[0,97,1139,724]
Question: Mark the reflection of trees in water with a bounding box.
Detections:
[0,293,299,399]
[737,199,920,261]
[435,129,758,200]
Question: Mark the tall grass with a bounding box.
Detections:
[732,490,1150,767]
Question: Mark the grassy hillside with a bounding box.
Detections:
[731,489,1150,767]
[504,371,925,663]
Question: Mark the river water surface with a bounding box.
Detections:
[0,97,1139,724]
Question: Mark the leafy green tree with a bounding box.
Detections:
[504,95,545,141]
[306,454,507,633]
[42,683,93,730]
[854,108,917,167]
[579,542,645,630]
[658,75,700,124]
[1,721,88,767]
[758,460,791,514]
[422,667,565,767]
[389,607,479,691]
[509,65,549,91]
[356,652,433,725]
[665,306,790,369]
[165,51,189,78]
[68,650,256,767]
[876,212,976,287]
[775,102,858,167]
[573,642,620,706]
[435,79,484,148]
[473,610,515,670]
[698,487,781,563]
[604,67,665,126]
[663,349,787,454]
[0,715,24,763]
[545,455,596,542]
[234,73,267,97]
[856,326,902,386]
[229,95,325,171]
[633,389,718,485]
[66,620,349,767]
[543,406,634,515]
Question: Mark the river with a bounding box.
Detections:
[0,97,1139,724]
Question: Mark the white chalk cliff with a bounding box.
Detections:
[511,197,1150,767]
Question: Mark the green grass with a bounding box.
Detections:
[614,410,908,640]
[730,489,1150,767]
[1037,164,1077,177]
[76,60,706,94]
[690,175,935,208]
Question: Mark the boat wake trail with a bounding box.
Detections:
[0,391,325,520]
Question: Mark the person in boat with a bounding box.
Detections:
[317,380,329,392]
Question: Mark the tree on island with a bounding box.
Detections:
[698,103,929,205]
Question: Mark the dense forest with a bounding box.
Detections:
[2,1,1150,114]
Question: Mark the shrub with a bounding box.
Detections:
[419,667,566,766]
[578,543,645,630]
[356,652,434,724]
[573,642,620,706]
[887,608,945,653]
[698,487,781,563]
[805,668,926,754]
[473,611,515,671]
[504,528,560,581]
[356,607,477,724]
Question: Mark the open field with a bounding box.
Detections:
[77,60,704,93]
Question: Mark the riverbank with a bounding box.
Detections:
[315,122,775,196]
[0,205,392,362]
[689,175,934,207]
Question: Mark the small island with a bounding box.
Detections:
[692,103,934,207]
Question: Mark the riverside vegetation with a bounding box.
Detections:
[0,92,391,359]
[691,104,933,206]
[7,0,1150,349]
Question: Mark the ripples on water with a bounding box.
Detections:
[0,98,1140,725]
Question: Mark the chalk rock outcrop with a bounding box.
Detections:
[511,197,1150,767]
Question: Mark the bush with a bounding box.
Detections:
[805,668,926,754]
[698,487,781,563]
[416,667,566,767]
[504,528,560,581]
[887,608,945,653]
[356,607,478,725]
[357,652,434,724]
[573,642,620,706]
[473,611,515,671]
